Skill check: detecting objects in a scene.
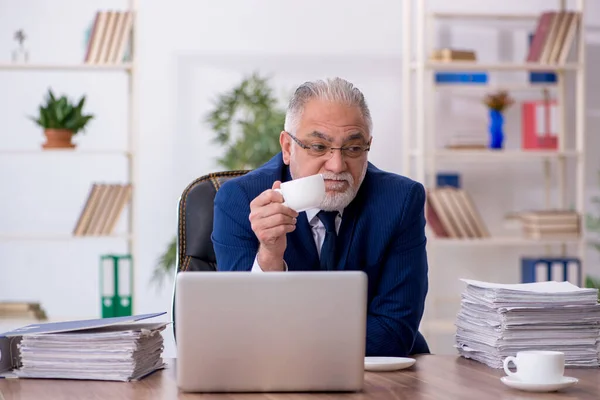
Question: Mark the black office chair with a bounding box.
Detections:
[171,169,430,355]
[175,170,250,273]
[172,170,250,338]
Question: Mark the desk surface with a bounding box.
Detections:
[0,355,598,399]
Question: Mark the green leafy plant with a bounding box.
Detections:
[30,89,94,134]
[207,72,286,170]
[586,171,600,301]
[151,73,286,287]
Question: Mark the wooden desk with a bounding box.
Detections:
[0,355,598,399]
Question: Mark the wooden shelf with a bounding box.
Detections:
[410,149,581,161]
[0,233,131,241]
[414,62,581,71]
[0,63,132,71]
[0,149,131,156]
[435,83,557,91]
[429,237,583,247]
[430,12,539,20]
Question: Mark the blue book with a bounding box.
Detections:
[435,72,488,84]
[528,33,556,83]
[437,173,461,188]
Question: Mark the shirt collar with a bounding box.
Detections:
[305,208,344,226]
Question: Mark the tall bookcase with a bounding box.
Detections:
[401,0,588,347]
[0,1,139,313]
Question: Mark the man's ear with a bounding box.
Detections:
[280,131,291,165]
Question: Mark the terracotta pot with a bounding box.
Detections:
[42,128,75,149]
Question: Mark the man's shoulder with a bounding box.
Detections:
[217,153,286,200]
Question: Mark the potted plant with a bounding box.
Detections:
[483,90,514,150]
[30,88,94,149]
[151,72,286,286]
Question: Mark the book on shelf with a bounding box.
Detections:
[72,183,132,236]
[0,302,47,321]
[85,10,133,64]
[0,312,168,382]
[430,49,477,63]
[510,210,581,239]
[426,187,489,239]
[526,10,580,64]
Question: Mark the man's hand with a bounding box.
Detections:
[249,181,299,271]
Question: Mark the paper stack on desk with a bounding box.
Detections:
[0,312,168,381]
[454,279,600,368]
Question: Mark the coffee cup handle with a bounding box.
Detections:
[503,356,518,377]
[273,188,288,208]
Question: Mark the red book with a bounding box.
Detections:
[425,195,448,238]
[527,12,556,62]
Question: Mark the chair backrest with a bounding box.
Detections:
[176,170,250,273]
[172,170,250,340]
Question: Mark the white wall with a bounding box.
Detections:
[1,0,599,355]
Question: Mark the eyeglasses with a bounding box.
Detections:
[286,131,371,159]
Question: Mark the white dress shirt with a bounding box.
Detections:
[251,208,342,272]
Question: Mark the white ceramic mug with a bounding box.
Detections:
[275,174,325,212]
[503,351,565,384]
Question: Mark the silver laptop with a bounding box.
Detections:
[174,271,367,393]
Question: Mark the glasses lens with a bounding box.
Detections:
[342,146,367,158]
[307,143,329,157]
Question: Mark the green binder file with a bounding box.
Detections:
[100,254,133,318]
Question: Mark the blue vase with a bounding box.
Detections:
[488,109,504,149]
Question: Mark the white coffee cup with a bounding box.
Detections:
[503,350,565,384]
[275,174,326,212]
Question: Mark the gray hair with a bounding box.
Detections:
[284,77,373,135]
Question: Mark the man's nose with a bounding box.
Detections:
[323,149,346,174]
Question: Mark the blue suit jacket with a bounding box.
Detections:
[211,153,429,356]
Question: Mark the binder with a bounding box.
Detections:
[0,312,167,380]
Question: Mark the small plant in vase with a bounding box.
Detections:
[483,90,514,150]
[30,89,94,149]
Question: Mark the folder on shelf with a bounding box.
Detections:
[0,312,168,381]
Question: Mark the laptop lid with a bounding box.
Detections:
[175,271,367,393]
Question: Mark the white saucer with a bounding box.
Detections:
[364,357,416,372]
[500,376,578,392]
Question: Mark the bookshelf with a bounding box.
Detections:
[402,0,588,349]
[0,1,139,313]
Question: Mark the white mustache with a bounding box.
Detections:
[321,172,353,185]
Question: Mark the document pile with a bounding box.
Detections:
[0,312,168,381]
[455,279,600,369]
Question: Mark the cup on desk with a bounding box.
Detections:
[275,174,325,212]
[503,350,565,384]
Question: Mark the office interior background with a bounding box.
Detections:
[1,0,599,357]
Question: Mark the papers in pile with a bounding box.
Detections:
[455,279,600,368]
[0,312,168,381]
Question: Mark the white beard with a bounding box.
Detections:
[317,159,368,211]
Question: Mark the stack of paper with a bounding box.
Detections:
[455,279,600,368]
[13,322,167,381]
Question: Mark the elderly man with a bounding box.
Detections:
[212,77,429,356]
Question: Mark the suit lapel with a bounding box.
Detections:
[336,172,370,271]
[336,199,358,271]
